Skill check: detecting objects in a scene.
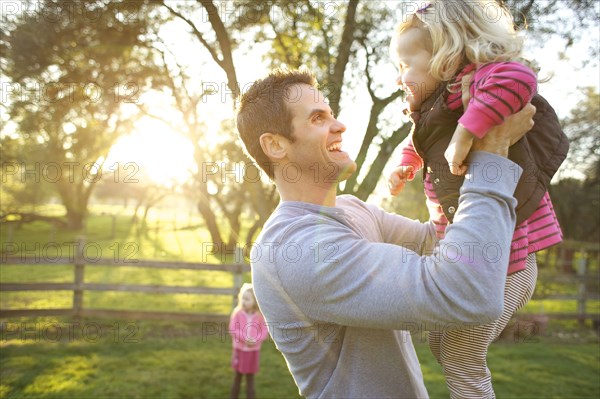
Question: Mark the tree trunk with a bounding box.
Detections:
[327,0,359,117]
[65,208,86,230]
[197,196,225,249]
[342,103,384,194]
[354,124,411,200]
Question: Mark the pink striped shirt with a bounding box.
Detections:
[400,62,563,274]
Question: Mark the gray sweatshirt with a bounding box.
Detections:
[251,152,521,398]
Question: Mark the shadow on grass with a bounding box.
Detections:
[2,317,599,399]
[1,318,300,399]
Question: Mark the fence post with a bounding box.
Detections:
[542,247,551,269]
[233,264,243,309]
[231,246,246,308]
[111,215,117,239]
[577,249,587,327]
[73,236,86,318]
[6,222,14,242]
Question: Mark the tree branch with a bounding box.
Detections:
[198,0,239,99]
[268,15,294,67]
[161,1,224,69]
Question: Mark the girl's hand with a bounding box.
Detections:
[388,165,415,196]
[444,71,476,176]
[445,125,475,175]
[245,339,256,347]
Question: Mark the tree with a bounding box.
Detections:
[134,2,282,250]
[548,86,600,243]
[227,0,407,200]
[501,0,599,59]
[134,0,599,250]
[1,0,160,229]
[561,86,600,176]
[232,0,359,117]
[0,137,57,225]
[549,173,599,243]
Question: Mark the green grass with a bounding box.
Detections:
[0,317,598,399]
[0,318,300,399]
[416,339,600,398]
[1,207,599,398]
[523,299,600,314]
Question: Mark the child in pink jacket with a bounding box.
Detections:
[229,283,268,399]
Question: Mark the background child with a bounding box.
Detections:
[388,1,568,398]
[229,283,268,399]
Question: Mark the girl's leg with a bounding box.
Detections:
[246,374,255,399]
[428,330,442,364]
[440,254,538,399]
[229,372,242,399]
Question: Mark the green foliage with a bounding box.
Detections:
[550,177,600,243]
[561,86,600,174]
[380,174,429,222]
[0,138,54,214]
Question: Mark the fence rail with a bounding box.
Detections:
[1,240,598,324]
[0,241,250,323]
[531,240,600,325]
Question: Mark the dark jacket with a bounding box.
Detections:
[411,84,569,225]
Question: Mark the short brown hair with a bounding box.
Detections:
[236,68,318,179]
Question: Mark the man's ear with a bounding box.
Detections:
[259,133,288,160]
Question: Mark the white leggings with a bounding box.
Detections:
[428,253,538,399]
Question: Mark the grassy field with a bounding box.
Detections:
[1,208,599,398]
[0,317,598,398]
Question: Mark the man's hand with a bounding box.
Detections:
[456,71,536,158]
[472,104,536,157]
[388,165,415,196]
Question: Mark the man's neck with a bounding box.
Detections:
[275,177,338,207]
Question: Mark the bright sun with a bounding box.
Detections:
[105,116,194,187]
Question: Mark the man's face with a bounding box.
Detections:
[283,84,357,183]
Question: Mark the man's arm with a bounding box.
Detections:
[269,106,534,330]
[269,153,520,330]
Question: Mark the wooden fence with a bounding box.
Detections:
[0,239,250,323]
[531,240,600,325]
[1,240,598,324]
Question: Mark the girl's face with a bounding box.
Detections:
[393,28,441,112]
[241,291,256,312]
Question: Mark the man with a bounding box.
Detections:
[236,68,534,398]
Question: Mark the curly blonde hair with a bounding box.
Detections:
[392,0,524,82]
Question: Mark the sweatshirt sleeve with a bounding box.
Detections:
[397,134,424,180]
[254,313,269,344]
[272,152,522,331]
[229,311,243,344]
[360,199,438,254]
[459,62,537,138]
